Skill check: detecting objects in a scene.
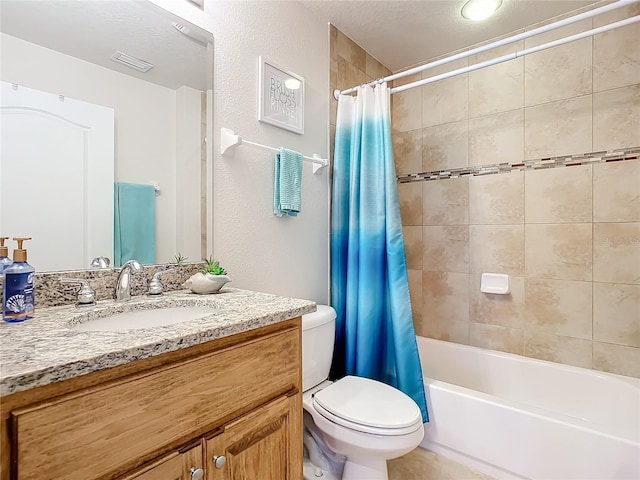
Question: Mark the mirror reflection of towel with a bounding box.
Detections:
[274,147,303,217]
[114,182,156,267]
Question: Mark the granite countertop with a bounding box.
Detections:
[0,288,316,396]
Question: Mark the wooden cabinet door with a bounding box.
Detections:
[10,328,299,480]
[121,442,204,480]
[205,394,302,480]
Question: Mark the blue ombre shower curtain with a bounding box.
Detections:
[331,83,429,422]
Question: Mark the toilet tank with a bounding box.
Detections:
[302,305,336,392]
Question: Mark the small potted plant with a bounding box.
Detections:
[183,257,230,294]
[173,252,188,264]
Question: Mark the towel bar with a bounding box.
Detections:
[220,128,328,175]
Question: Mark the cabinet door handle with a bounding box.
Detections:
[190,467,204,480]
[212,455,227,469]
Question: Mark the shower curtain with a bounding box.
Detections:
[331,83,428,422]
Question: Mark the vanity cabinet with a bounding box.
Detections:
[205,394,301,479]
[0,318,302,480]
[121,443,204,480]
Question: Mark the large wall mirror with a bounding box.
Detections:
[0,0,213,272]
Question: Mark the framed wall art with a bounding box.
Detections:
[258,56,304,134]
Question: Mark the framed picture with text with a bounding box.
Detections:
[258,57,304,135]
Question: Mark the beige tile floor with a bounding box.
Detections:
[388,448,496,480]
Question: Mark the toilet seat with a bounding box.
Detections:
[312,376,423,436]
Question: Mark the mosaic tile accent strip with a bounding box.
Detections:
[397,147,640,183]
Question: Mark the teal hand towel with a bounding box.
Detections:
[114,182,156,267]
[274,147,303,217]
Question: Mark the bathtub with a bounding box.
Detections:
[416,337,640,480]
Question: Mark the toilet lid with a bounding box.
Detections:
[312,376,422,434]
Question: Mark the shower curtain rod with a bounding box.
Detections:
[333,0,638,99]
[391,15,639,95]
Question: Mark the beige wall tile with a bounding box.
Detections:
[329,27,338,126]
[423,177,469,226]
[593,85,640,151]
[524,95,592,160]
[403,226,423,271]
[593,342,640,378]
[469,171,524,225]
[392,86,422,133]
[422,120,469,171]
[469,225,525,276]
[393,130,422,176]
[525,224,593,281]
[398,182,423,226]
[422,55,468,78]
[336,29,366,72]
[366,53,390,80]
[524,331,593,369]
[525,18,592,47]
[469,53,523,117]
[470,274,525,328]
[422,59,469,127]
[422,316,471,346]
[392,72,422,89]
[408,269,423,336]
[593,222,640,284]
[337,56,369,92]
[330,92,338,129]
[524,38,592,107]
[423,226,469,274]
[330,32,338,66]
[392,71,423,133]
[330,24,338,46]
[594,282,640,347]
[524,165,592,224]
[525,278,592,340]
[593,3,640,92]
[592,1,640,27]
[593,159,640,223]
[470,323,524,355]
[329,124,335,167]
[422,271,470,343]
[470,39,523,63]
[469,109,524,167]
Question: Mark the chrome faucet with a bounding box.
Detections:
[90,256,110,269]
[115,260,142,301]
[59,277,96,306]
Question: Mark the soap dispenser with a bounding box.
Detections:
[2,237,35,322]
[0,237,11,273]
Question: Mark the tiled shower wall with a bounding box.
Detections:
[394,4,640,377]
[329,25,391,154]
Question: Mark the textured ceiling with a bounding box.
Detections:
[299,0,596,72]
[1,0,600,87]
[0,0,212,91]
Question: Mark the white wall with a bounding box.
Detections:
[175,85,204,262]
[150,0,330,303]
[1,33,179,264]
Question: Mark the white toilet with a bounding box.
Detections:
[302,305,425,480]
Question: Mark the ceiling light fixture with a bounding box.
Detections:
[461,0,503,21]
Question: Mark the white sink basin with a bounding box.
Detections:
[71,306,217,332]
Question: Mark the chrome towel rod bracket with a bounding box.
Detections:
[220,127,328,175]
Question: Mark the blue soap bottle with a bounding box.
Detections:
[0,237,11,273]
[2,237,35,322]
